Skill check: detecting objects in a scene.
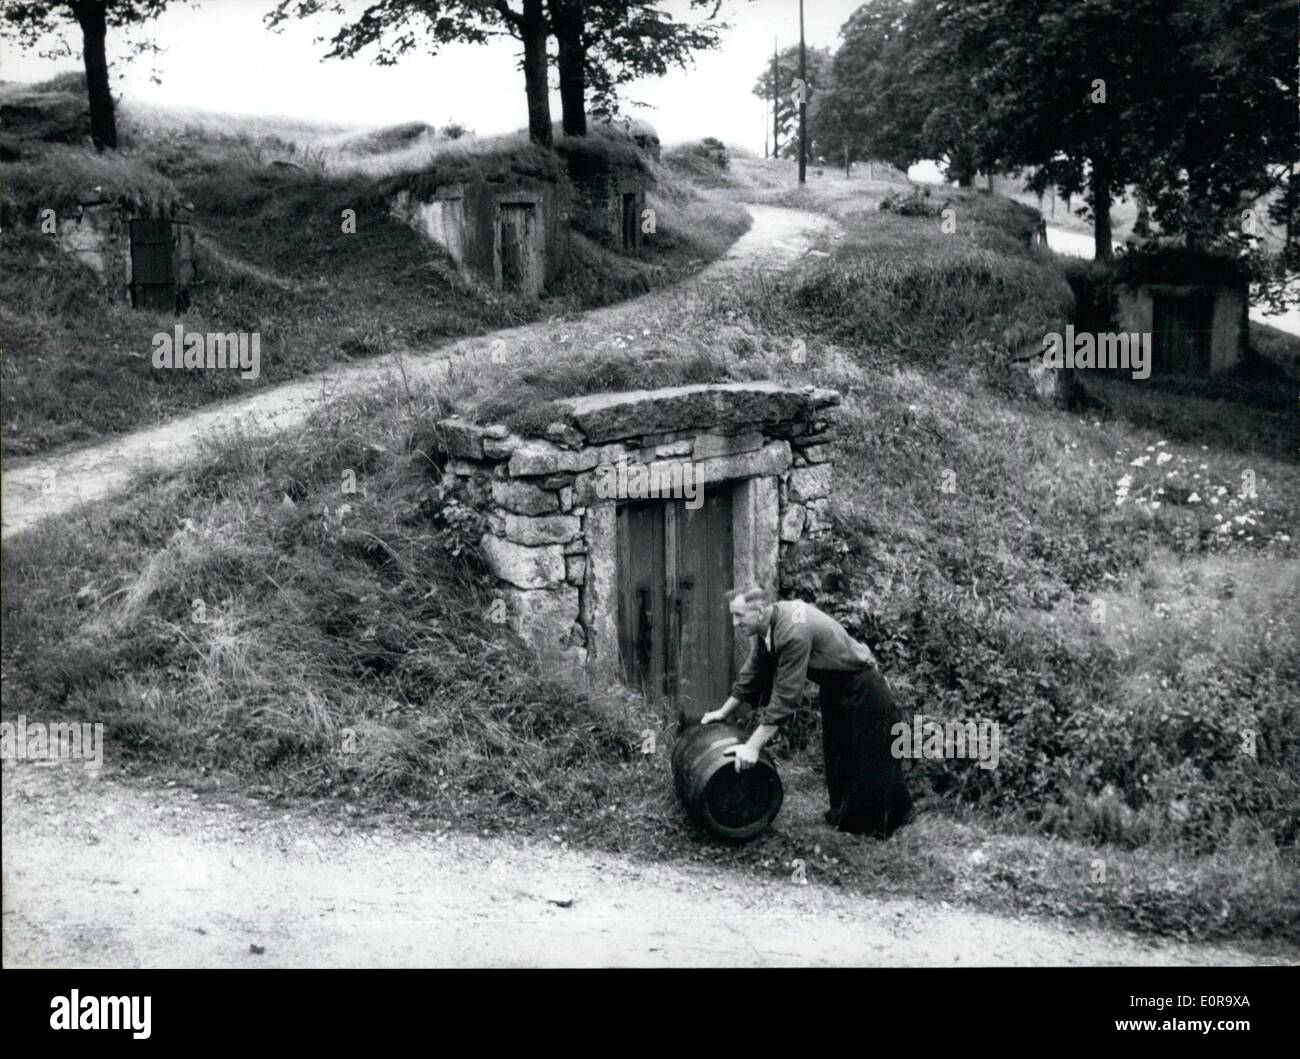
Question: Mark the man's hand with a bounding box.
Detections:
[700,709,728,725]
[723,744,760,771]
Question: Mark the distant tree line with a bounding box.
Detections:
[775,0,1297,263]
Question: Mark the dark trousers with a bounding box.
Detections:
[815,666,912,838]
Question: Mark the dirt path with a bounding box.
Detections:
[3,761,1292,968]
[0,205,835,540]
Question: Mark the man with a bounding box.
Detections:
[701,586,912,838]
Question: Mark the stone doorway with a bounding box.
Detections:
[615,488,736,721]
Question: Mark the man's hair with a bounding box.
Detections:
[724,585,769,608]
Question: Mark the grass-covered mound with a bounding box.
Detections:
[0,80,749,458]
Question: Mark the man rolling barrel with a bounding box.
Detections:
[700,586,912,838]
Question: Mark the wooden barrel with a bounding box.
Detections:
[671,722,784,840]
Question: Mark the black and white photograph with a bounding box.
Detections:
[0,0,1296,1028]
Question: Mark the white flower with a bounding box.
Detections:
[1150,501,1161,509]
[1156,440,1168,447]
[1156,452,1173,465]
[1188,493,1201,503]
[1199,464,1208,470]
[1145,445,1156,452]
[1131,455,1150,467]
[1211,497,1220,505]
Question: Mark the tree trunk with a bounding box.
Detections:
[521,0,552,146]
[552,0,586,137]
[1090,156,1114,262]
[72,1,116,151]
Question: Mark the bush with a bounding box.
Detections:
[878,185,943,218]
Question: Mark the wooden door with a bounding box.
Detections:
[615,488,735,722]
[1152,293,1214,374]
[130,219,177,310]
[498,202,537,293]
[621,193,639,251]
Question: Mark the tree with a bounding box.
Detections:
[810,0,910,173]
[267,1,553,145]
[268,0,728,146]
[552,0,727,136]
[1,1,174,151]
[1124,0,1296,252]
[752,43,830,161]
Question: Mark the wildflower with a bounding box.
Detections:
[1130,455,1150,467]
[1188,493,1201,503]
[1156,452,1173,466]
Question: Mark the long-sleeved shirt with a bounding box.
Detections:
[729,600,878,726]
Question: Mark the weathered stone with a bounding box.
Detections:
[500,586,580,652]
[502,514,581,546]
[557,383,841,444]
[805,498,831,534]
[481,535,566,589]
[580,504,620,679]
[438,418,490,460]
[558,486,576,512]
[693,431,763,461]
[509,440,603,477]
[491,479,560,516]
[780,502,806,542]
[483,434,524,460]
[563,537,585,555]
[542,473,577,490]
[566,554,586,586]
[545,421,587,449]
[572,441,790,507]
[799,445,831,464]
[483,423,510,439]
[787,463,832,502]
[447,458,481,477]
[653,439,693,458]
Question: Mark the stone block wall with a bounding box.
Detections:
[1116,282,1247,374]
[436,382,841,676]
[391,174,569,294]
[56,190,195,308]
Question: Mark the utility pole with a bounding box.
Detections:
[772,37,780,160]
[798,0,807,184]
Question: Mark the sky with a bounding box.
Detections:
[0,0,868,152]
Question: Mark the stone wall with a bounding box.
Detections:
[437,382,841,678]
[391,174,569,295]
[561,150,651,250]
[1116,282,1247,374]
[56,190,195,308]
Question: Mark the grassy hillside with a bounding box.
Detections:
[0,77,750,457]
[4,153,1296,946]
